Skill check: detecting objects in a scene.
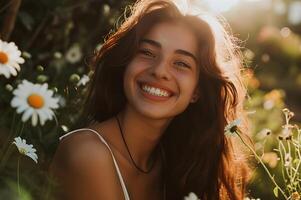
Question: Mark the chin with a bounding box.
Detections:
[123,101,170,121]
[132,101,189,122]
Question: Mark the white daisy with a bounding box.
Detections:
[11,80,59,126]
[65,44,82,64]
[13,137,38,163]
[77,74,90,86]
[224,119,241,136]
[184,192,200,200]
[0,40,24,78]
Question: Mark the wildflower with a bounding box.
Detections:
[56,94,66,107]
[53,51,62,59]
[0,40,24,78]
[65,44,82,64]
[184,192,200,200]
[283,108,295,120]
[291,192,300,200]
[256,128,272,140]
[77,74,90,86]
[289,111,295,118]
[11,80,59,126]
[282,108,290,114]
[37,74,49,83]
[5,84,13,91]
[13,137,38,163]
[69,73,80,83]
[102,4,110,17]
[286,135,292,140]
[22,51,31,59]
[281,124,294,139]
[224,119,241,136]
[284,153,292,168]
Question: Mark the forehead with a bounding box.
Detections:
[141,21,198,54]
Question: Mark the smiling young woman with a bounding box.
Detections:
[50,0,250,199]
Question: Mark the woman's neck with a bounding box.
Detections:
[117,105,172,170]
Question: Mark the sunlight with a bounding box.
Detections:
[203,0,240,13]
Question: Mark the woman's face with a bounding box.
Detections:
[123,21,200,120]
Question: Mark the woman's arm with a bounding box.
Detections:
[49,131,126,200]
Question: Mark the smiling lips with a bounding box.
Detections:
[138,81,174,99]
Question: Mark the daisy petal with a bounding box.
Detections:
[21,108,33,122]
[31,112,38,127]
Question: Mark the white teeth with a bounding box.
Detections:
[141,84,170,97]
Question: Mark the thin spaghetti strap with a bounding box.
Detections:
[59,128,131,200]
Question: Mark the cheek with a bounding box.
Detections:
[124,62,139,84]
[175,73,198,98]
[125,59,149,78]
[123,60,148,93]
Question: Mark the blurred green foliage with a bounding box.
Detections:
[0,0,132,199]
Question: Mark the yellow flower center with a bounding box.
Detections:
[0,51,9,64]
[19,147,27,155]
[27,94,44,109]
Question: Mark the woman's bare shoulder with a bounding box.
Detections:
[51,130,106,166]
[49,129,125,199]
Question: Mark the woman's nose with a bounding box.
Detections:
[150,59,171,80]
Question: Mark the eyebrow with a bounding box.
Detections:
[139,38,198,63]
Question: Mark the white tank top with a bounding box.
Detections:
[59,128,131,200]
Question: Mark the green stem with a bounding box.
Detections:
[19,122,25,137]
[235,131,288,199]
[290,139,301,190]
[17,157,20,196]
[278,142,287,187]
[0,113,16,162]
[0,144,13,171]
[287,140,293,178]
[280,141,291,186]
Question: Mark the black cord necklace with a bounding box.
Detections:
[115,115,158,174]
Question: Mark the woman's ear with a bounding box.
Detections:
[190,88,200,103]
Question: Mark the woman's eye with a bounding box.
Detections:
[138,49,156,58]
[175,61,191,69]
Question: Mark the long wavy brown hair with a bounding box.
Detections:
[81,0,250,199]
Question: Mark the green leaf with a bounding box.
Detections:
[273,187,278,197]
[4,179,33,200]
